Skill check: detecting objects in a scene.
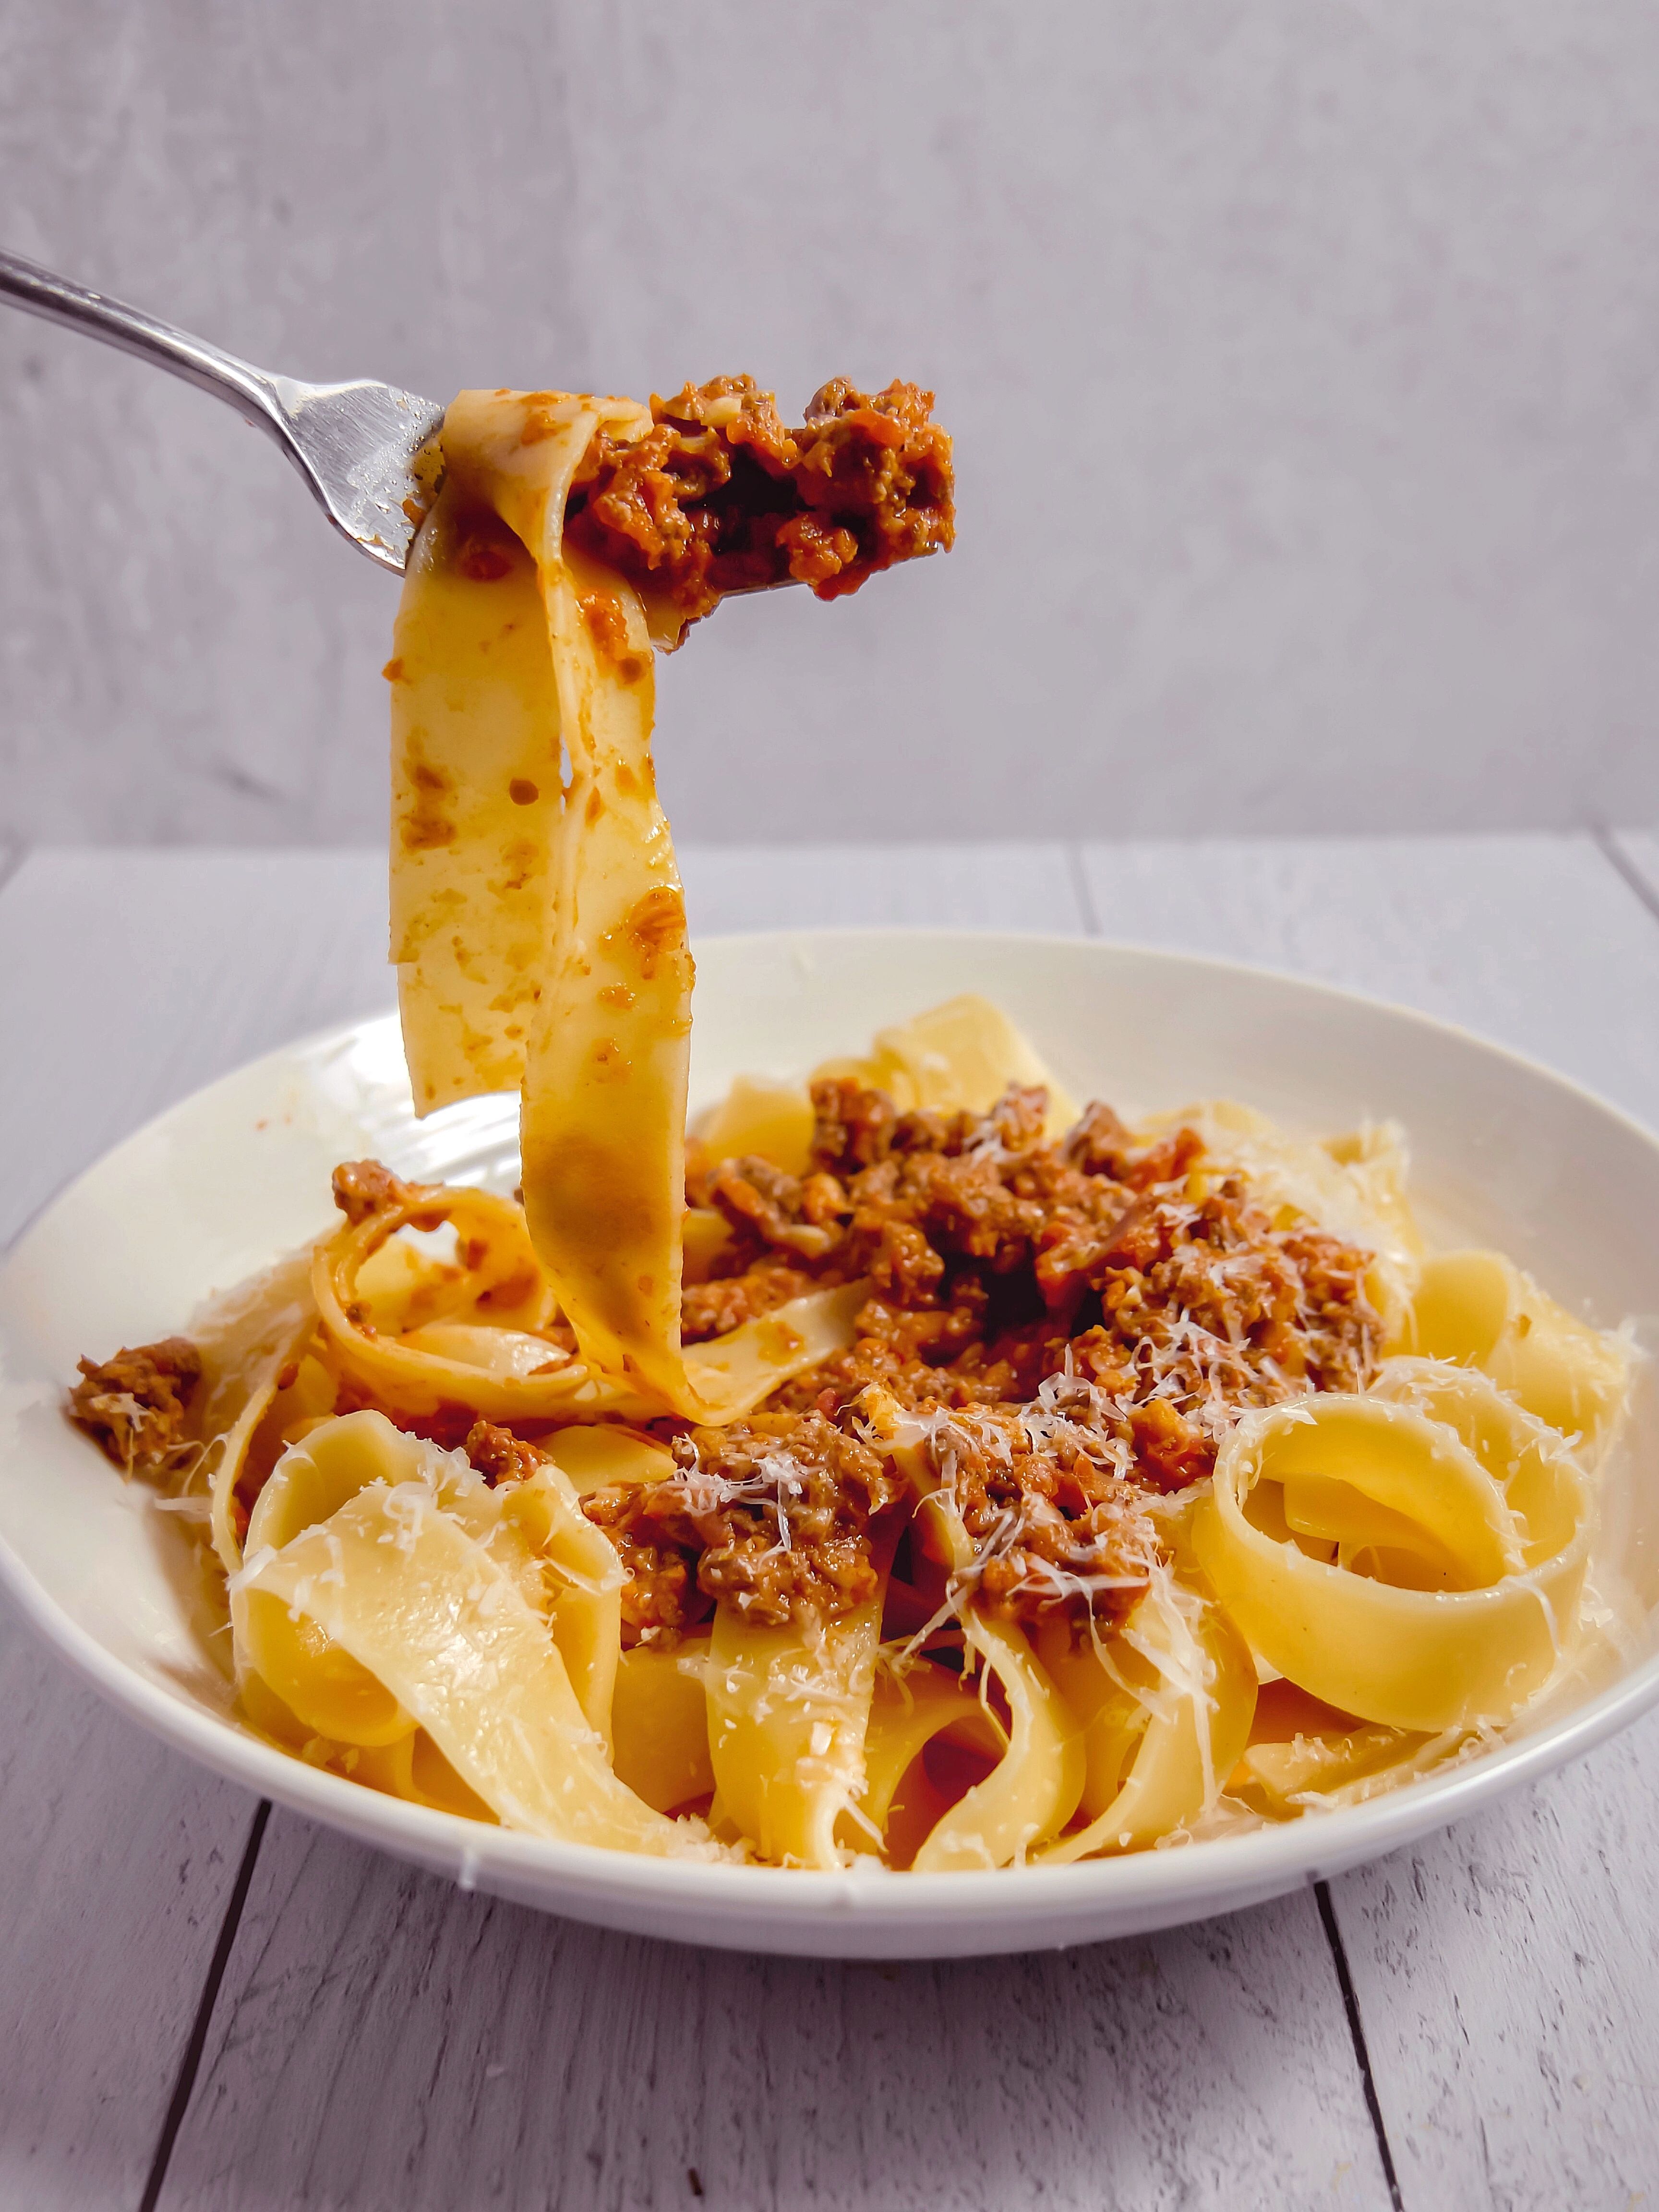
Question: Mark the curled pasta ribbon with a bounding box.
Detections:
[313,1177,866,1425]
[909,1600,1085,1871]
[1191,1359,1591,1732]
[237,1669,495,1821]
[848,1660,1008,1858]
[315,1180,625,1420]
[1236,1713,1440,1816]
[865,1390,1085,1868]
[1402,1250,1629,1453]
[1034,1572,1257,1862]
[232,1410,688,1851]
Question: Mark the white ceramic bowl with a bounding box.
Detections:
[1,930,1656,1959]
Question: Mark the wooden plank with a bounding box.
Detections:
[1338,1748,1659,2209]
[156,1817,1389,2212]
[0,1593,259,2212]
[146,841,1389,2212]
[0,849,393,1246]
[1082,829,1659,2207]
[679,841,1086,935]
[1605,827,1659,926]
[0,849,393,2211]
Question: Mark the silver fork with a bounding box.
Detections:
[0,247,445,574]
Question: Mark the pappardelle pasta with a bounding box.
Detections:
[68,379,1631,1870]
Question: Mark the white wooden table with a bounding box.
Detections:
[2,834,1658,2212]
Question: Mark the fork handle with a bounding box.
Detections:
[0,246,285,439]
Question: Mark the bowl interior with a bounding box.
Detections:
[2,929,1657,1956]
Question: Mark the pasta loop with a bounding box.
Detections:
[909,1609,1085,1870]
[1192,1360,1591,1731]
[851,1661,1008,1859]
[1403,1250,1629,1451]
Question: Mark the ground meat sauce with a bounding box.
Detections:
[562,376,954,626]
[584,1078,1382,1646]
[69,1337,202,1474]
[331,1157,431,1226]
[583,1414,904,1640]
[71,1084,1380,1659]
[464,1418,547,1488]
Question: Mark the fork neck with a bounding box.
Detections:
[0,246,287,441]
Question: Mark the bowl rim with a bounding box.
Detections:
[5,923,1657,1945]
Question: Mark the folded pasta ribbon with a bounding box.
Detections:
[231,1410,694,1850]
[392,391,690,1413]
[192,1248,321,1575]
[1034,1570,1257,1862]
[848,1660,1009,1862]
[392,389,876,1423]
[1192,1359,1592,1732]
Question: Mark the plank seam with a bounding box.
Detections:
[1315,1879,1405,2211]
[1590,825,1659,933]
[1064,843,1102,938]
[138,1798,271,2212]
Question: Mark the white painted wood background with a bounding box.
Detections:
[1,833,1658,2210]
[5,1,1659,847]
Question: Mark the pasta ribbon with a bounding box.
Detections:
[909,1605,1084,1871]
[493,1457,627,1748]
[1236,1714,1431,1816]
[612,1639,716,1814]
[232,1411,689,1850]
[850,1660,1008,1859]
[1192,1359,1591,1731]
[313,1175,865,1425]
[541,1425,676,1492]
[390,466,563,1112]
[237,1662,494,1819]
[399,389,694,1407]
[868,1394,1086,1869]
[392,388,881,1425]
[1035,1571,1257,1861]
[813,993,1077,1137]
[189,1248,319,1574]
[1403,1250,1628,1451]
[705,1603,881,1867]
